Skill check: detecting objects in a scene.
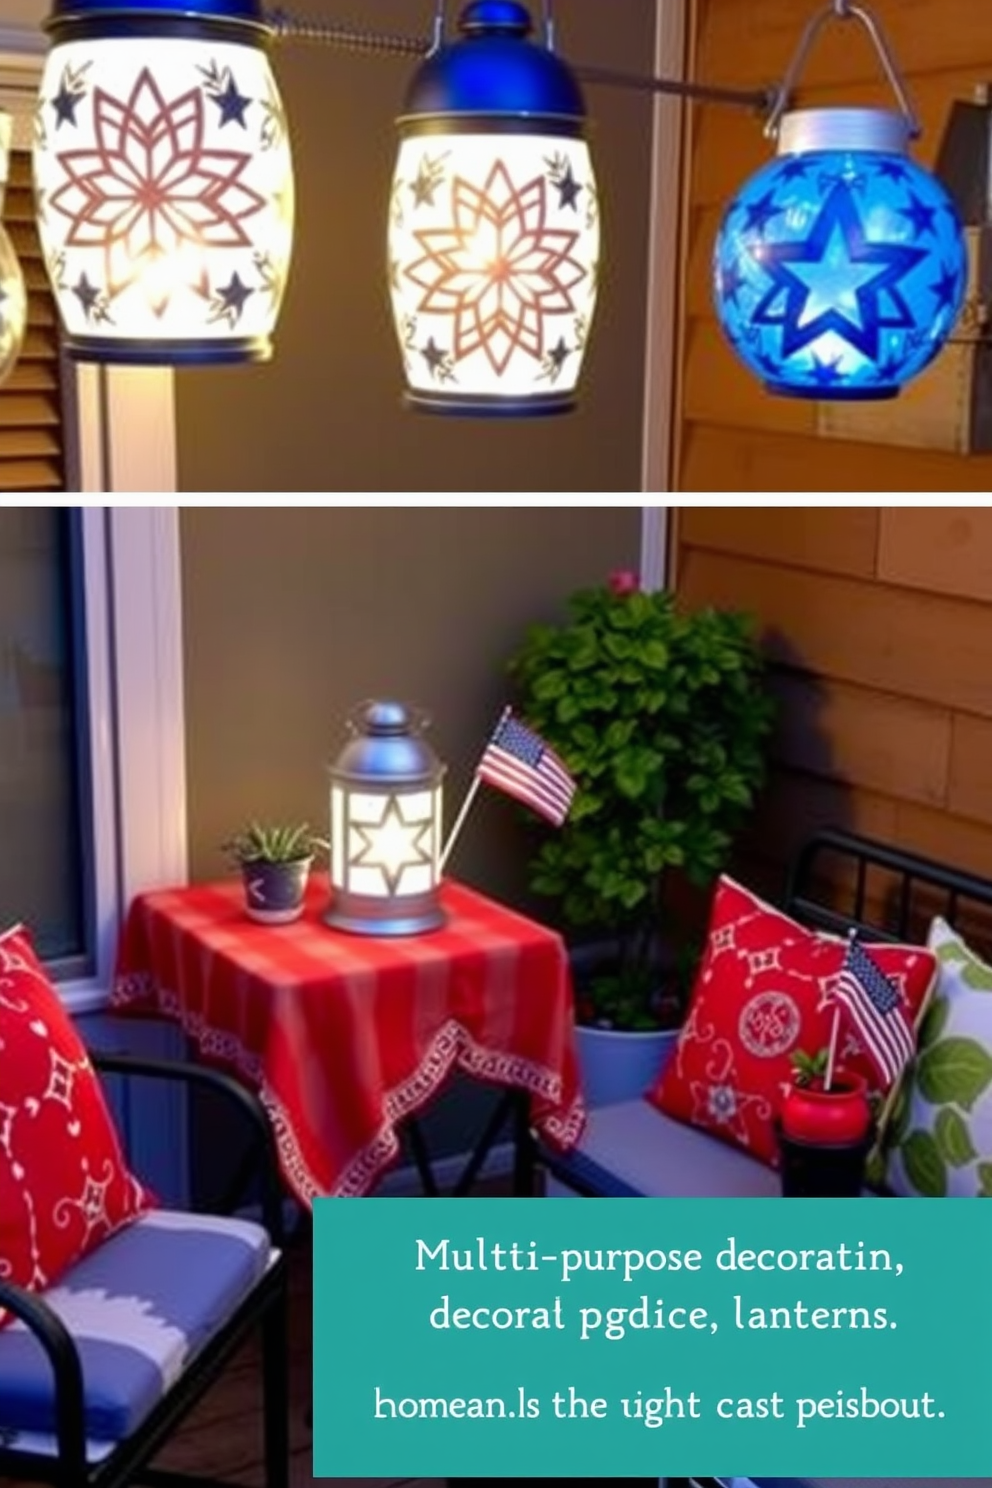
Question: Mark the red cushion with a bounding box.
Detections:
[647,877,937,1167]
[0,924,152,1322]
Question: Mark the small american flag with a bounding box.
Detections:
[833,934,917,1088]
[476,710,577,827]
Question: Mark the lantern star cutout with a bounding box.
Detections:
[749,180,929,361]
[352,801,434,893]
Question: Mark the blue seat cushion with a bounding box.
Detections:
[0,1210,272,1459]
[553,1099,783,1197]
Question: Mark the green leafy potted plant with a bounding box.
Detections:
[223,821,325,925]
[506,570,774,1105]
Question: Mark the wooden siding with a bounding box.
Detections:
[678,0,992,491]
[675,507,992,901]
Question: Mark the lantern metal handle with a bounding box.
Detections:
[541,0,555,51]
[765,0,921,140]
[427,0,448,54]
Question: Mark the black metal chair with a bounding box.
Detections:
[0,1053,289,1488]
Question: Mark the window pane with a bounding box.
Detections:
[0,507,84,966]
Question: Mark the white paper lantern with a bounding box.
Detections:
[33,27,294,365]
[388,2,600,416]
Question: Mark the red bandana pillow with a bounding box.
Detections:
[0,924,152,1321]
[647,877,937,1167]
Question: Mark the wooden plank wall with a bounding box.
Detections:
[676,508,992,904]
[679,0,992,492]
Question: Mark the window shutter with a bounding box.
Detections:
[1,149,65,492]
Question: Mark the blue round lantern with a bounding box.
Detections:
[714,108,968,399]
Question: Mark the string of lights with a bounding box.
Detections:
[12,0,968,414]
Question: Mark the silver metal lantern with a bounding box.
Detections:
[326,700,446,936]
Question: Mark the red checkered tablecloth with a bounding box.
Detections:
[111,875,586,1204]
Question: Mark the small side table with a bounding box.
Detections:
[112,874,586,1205]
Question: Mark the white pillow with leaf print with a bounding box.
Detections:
[884,917,992,1198]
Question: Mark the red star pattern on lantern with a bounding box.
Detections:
[404,159,588,375]
[47,67,267,313]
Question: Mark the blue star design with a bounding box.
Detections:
[930,262,961,312]
[875,350,906,381]
[749,180,928,361]
[51,79,82,128]
[876,159,910,183]
[718,258,745,306]
[754,348,785,380]
[809,354,845,386]
[215,273,253,321]
[741,189,780,237]
[779,159,810,182]
[72,273,101,319]
[210,75,251,128]
[553,162,582,212]
[898,191,937,239]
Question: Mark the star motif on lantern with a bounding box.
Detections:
[72,271,111,322]
[741,188,781,237]
[420,337,455,381]
[410,152,448,208]
[930,261,963,312]
[200,60,252,128]
[405,160,587,375]
[546,152,582,211]
[48,68,267,312]
[210,76,252,128]
[51,80,82,128]
[717,258,745,306]
[352,801,434,894]
[538,336,571,382]
[898,190,938,240]
[50,62,89,130]
[749,180,929,361]
[208,271,254,325]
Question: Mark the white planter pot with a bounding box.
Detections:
[574,1024,680,1108]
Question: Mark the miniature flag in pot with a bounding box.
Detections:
[476,710,577,827]
[834,934,917,1088]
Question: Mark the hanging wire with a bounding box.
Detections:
[266,2,773,114]
[764,0,921,138]
[268,9,431,55]
[542,0,555,51]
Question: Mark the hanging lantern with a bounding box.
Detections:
[714,107,967,399]
[387,0,600,417]
[327,701,446,937]
[33,0,294,365]
[0,112,28,387]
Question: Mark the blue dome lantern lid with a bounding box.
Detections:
[400,0,587,129]
[43,0,271,40]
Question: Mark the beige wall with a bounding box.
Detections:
[180,505,642,910]
[174,0,658,493]
[676,507,992,908]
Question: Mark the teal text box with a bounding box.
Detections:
[312,1196,992,1479]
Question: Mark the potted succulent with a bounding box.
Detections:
[778,1046,874,1197]
[506,570,774,1106]
[223,821,325,925]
